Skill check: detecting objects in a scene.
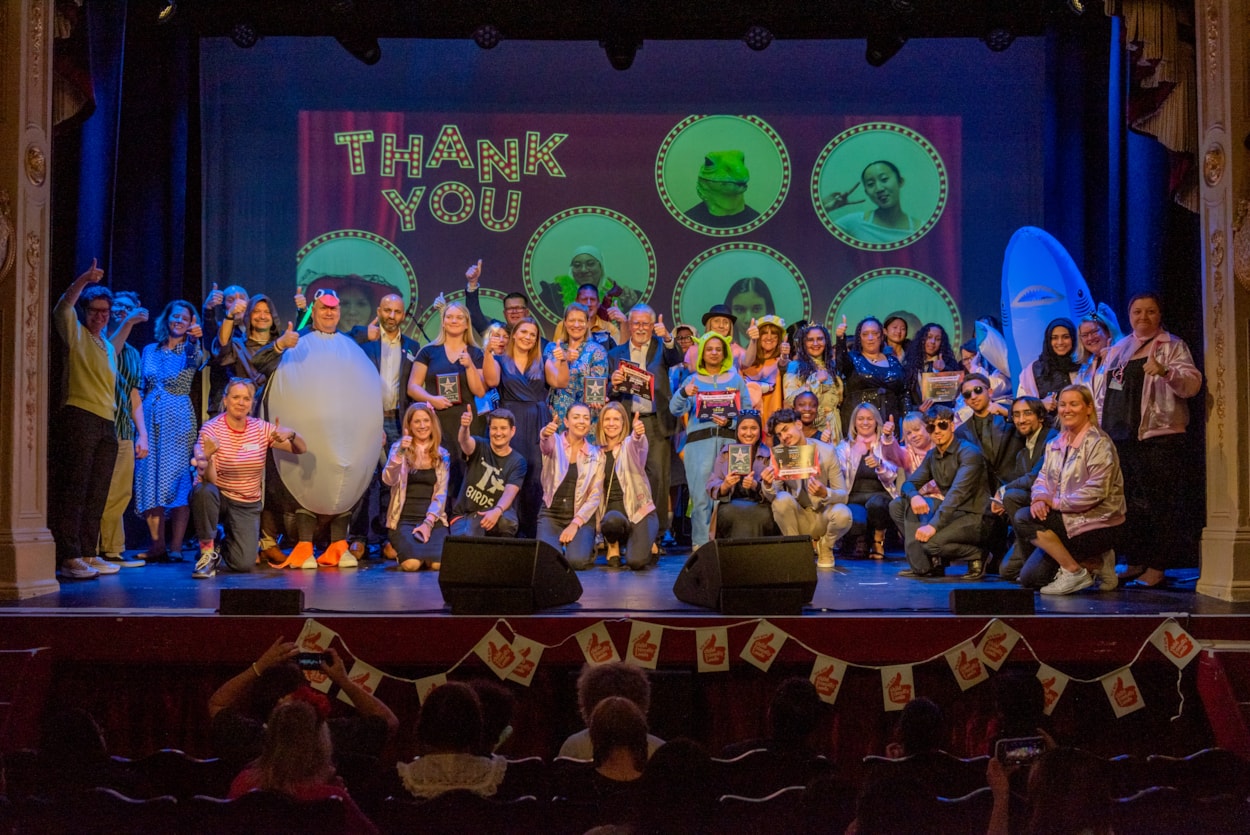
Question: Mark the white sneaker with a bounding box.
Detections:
[59,558,99,580]
[85,556,120,575]
[337,551,359,568]
[1040,567,1093,595]
[192,550,220,579]
[816,538,836,569]
[1095,550,1118,591]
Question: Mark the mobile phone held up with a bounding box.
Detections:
[995,735,1046,766]
[296,651,330,670]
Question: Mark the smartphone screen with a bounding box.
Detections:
[296,652,327,670]
[996,736,1046,766]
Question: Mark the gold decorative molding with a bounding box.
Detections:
[0,189,14,280]
[24,144,45,186]
[1203,0,1219,93]
[1203,144,1224,187]
[1234,199,1250,294]
[23,232,41,458]
[29,0,44,91]
[1208,229,1226,446]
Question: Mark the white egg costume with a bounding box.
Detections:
[266,330,383,515]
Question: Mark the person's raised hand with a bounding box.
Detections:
[206,281,223,308]
[456,349,473,368]
[399,434,414,451]
[551,341,567,363]
[836,315,848,338]
[1143,344,1168,377]
[466,259,483,289]
[201,435,219,460]
[780,341,791,361]
[293,287,307,311]
[821,180,865,212]
[882,414,896,439]
[256,636,300,673]
[188,319,204,340]
[127,306,150,326]
[632,412,646,437]
[270,419,294,444]
[742,470,757,490]
[653,315,669,340]
[747,318,760,341]
[367,316,380,341]
[684,379,699,397]
[229,297,247,319]
[277,321,299,351]
[460,408,473,427]
[611,367,626,386]
[607,305,626,324]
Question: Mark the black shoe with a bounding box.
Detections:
[899,566,945,578]
[963,559,986,581]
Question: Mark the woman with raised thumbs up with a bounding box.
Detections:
[1099,293,1202,589]
[596,404,658,569]
[536,404,603,569]
[550,302,609,431]
[835,315,908,439]
[381,403,450,572]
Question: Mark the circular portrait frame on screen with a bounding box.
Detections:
[523,206,657,325]
[656,115,791,237]
[673,243,811,348]
[413,288,507,344]
[825,269,962,348]
[811,123,948,252]
[296,230,419,333]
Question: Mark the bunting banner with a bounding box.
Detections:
[740,620,788,672]
[1036,663,1069,717]
[338,659,384,705]
[695,626,730,673]
[1149,622,1199,669]
[626,621,663,670]
[297,619,340,693]
[881,665,915,712]
[977,620,1021,670]
[1102,666,1146,718]
[474,626,521,680]
[809,655,848,706]
[945,640,990,691]
[507,635,545,686]
[414,673,447,704]
[576,622,620,666]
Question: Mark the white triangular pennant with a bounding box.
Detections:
[944,640,989,691]
[296,619,340,693]
[1149,622,1199,669]
[338,659,384,705]
[626,622,662,670]
[576,622,620,666]
[881,664,915,711]
[1036,664,1069,716]
[1101,667,1146,718]
[474,626,522,680]
[739,620,788,672]
[695,627,730,673]
[414,673,446,704]
[978,620,1021,670]
[809,655,848,705]
[507,635,545,686]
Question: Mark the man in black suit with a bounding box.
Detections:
[955,373,1026,569]
[993,396,1057,580]
[348,293,421,559]
[606,304,684,552]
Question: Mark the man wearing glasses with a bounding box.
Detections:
[992,396,1058,581]
[889,405,990,579]
[954,373,1024,491]
[463,259,546,344]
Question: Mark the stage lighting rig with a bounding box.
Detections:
[157,1,177,25]
[230,21,259,49]
[600,37,641,71]
[336,31,382,65]
[982,26,1016,52]
[865,32,907,67]
[742,25,774,52]
[473,24,503,50]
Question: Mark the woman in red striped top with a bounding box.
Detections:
[190,379,306,579]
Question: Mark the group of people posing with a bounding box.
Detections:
[51,257,1200,595]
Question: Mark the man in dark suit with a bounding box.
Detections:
[993,396,1057,580]
[606,304,684,553]
[348,293,421,559]
[955,373,1026,569]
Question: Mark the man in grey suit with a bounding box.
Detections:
[606,304,683,554]
[760,408,853,568]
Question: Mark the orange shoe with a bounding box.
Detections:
[317,539,357,568]
[288,541,317,570]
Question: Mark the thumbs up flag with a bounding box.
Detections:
[944,640,989,690]
[626,621,662,670]
[809,655,848,705]
[576,622,620,666]
[1101,666,1145,718]
[881,664,915,711]
[338,659,384,705]
[473,626,522,679]
[1149,621,1199,669]
[740,620,788,672]
[695,627,730,673]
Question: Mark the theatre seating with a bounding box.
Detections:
[183,791,348,835]
[717,785,809,835]
[1145,747,1250,799]
[9,789,178,835]
[710,748,834,798]
[933,787,996,835]
[114,748,234,800]
[372,792,539,835]
[861,752,991,798]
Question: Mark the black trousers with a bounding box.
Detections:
[51,406,118,565]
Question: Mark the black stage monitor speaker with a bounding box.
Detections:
[219,588,305,616]
[949,588,1036,616]
[672,536,817,615]
[439,536,583,615]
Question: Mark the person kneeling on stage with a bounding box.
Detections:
[760,408,852,568]
[889,405,989,579]
[596,404,659,570]
[537,403,605,570]
[707,409,777,540]
[449,408,526,538]
[190,379,306,579]
[1013,385,1125,595]
[382,403,450,573]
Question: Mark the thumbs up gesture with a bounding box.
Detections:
[836,315,848,338]
[78,258,105,286]
[293,287,307,311]
[269,418,294,444]
[653,314,669,340]
[551,341,567,363]
[882,414,896,439]
[465,259,483,289]
[399,434,414,451]
[277,321,299,351]
[541,417,560,439]
[1143,344,1168,377]
[747,318,760,341]
[367,316,380,341]
[632,411,646,437]
[460,408,474,428]
[780,340,791,361]
[206,281,223,309]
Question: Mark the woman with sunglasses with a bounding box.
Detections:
[1099,293,1202,588]
[1014,385,1125,595]
[1017,318,1080,414]
[834,315,909,438]
[706,410,777,539]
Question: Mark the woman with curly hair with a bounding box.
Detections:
[783,323,843,442]
[901,323,961,410]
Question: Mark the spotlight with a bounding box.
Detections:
[336,32,382,65]
[600,38,641,71]
[230,21,259,49]
[473,24,502,50]
[157,1,177,25]
[1068,0,1086,13]
[865,33,907,67]
[743,25,773,51]
[982,27,1016,52]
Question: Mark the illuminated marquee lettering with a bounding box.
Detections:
[479,188,522,232]
[429,182,476,224]
[524,131,568,177]
[381,187,427,232]
[426,125,475,170]
[477,138,521,183]
[381,133,423,178]
[334,130,375,175]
